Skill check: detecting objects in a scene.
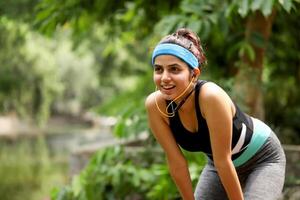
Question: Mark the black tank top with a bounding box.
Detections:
[167,80,254,159]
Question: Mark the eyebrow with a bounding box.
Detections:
[154,63,181,68]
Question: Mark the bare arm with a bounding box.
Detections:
[200,83,244,200]
[145,92,195,200]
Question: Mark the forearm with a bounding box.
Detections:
[215,160,243,200]
[168,162,195,200]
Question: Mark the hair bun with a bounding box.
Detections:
[176,28,189,36]
[176,28,200,48]
[159,28,207,67]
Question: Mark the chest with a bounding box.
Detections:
[177,109,199,133]
[169,110,212,153]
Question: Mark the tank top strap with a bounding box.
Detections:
[194,80,208,120]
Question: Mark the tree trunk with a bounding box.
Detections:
[235,10,276,119]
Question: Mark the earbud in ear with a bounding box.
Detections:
[192,68,200,77]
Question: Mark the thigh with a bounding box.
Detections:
[194,163,228,200]
[243,162,285,200]
[242,132,286,200]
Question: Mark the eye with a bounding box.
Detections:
[170,66,178,71]
[170,66,181,73]
[154,65,163,73]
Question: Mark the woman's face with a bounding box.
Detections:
[153,55,192,100]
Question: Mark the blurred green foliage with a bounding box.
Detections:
[0,17,62,125]
[33,0,182,40]
[264,7,300,143]
[0,17,104,124]
[50,145,206,200]
[0,0,39,22]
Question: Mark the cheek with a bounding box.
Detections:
[153,74,161,85]
[178,75,191,85]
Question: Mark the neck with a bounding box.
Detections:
[178,90,195,113]
[163,81,197,117]
[170,85,195,114]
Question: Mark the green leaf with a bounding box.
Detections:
[208,13,219,24]
[50,187,60,200]
[187,20,202,34]
[199,20,211,40]
[278,0,293,12]
[239,41,255,61]
[225,2,237,19]
[238,0,250,17]
[251,0,264,11]
[180,1,203,14]
[154,15,183,36]
[35,7,55,22]
[71,175,82,197]
[113,119,126,137]
[262,0,275,16]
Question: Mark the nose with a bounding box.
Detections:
[161,71,171,82]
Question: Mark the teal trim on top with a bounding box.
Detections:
[233,118,271,167]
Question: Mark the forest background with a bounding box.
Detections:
[0,0,299,200]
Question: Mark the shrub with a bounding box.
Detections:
[51,146,206,200]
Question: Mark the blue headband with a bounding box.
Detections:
[152,43,199,69]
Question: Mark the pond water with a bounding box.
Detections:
[0,115,116,200]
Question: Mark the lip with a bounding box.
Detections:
[161,85,175,90]
[160,85,176,95]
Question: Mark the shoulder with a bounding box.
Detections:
[199,82,229,102]
[198,82,234,118]
[145,91,160,113]
[145,91,169,122]
[145,92,157,109]
[145,91,166,111]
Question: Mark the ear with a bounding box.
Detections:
[192,68,201,78]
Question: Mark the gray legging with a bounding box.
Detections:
[194,131,286,200]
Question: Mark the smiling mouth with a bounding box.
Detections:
[161,85,176,90]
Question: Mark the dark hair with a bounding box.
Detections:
[159,28,207,68]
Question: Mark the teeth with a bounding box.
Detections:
[162,85,174,89]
